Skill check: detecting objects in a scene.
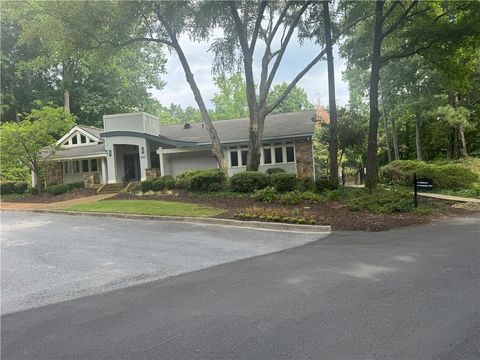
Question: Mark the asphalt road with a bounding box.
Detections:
[0,212,323,314]
[2,215,479,360]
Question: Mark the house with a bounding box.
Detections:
[40,111,316,188]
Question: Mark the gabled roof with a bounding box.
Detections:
[158,110,316,145]
[77,125,103,139]
[49,143,107,160]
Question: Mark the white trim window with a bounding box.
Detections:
[261,142,295,165]
[63,159,100,174]
[228,142,295,168]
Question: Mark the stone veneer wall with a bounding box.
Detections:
[46,162,63,185]
[146,168,161,180]
[295,138,314,178]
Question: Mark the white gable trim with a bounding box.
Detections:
[57,126,100,146]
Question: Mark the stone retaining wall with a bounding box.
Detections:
[295,138,314,178]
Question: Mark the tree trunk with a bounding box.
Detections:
[323,1,339,188]
[459,125,468,157]
[415,117,422,161]
[391,115,399,160]
[170,40,226,169]
[365,1,384,190]
[246,112,264,171]
[381,101,392,163]
[63,89,70,113]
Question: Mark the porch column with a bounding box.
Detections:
[31,170,36,188]
[156,147,165,176]
[139,139,149,181]
[100,157,107,184]
[106,140,117,183]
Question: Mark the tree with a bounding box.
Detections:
[0,104,76,192]
[267,83,313,114]
[211,73,249,120]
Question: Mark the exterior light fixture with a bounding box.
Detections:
[108,150,112,157]
[141,147,145,154]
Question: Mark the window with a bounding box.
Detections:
[91,159,98,172]
[80,135,87,144]
[241,150,248,166]
[73,161,80,173]
[72,135,78,145]
[89,138,94,143]
[82,160,89,172]
[64,161,70,174]
[263,148,272,164]
[286,146,295,162]
[64,140,70,146]
[274,147,283,163]
[230,150,239,167]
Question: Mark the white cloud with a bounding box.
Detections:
[151,34,349,109]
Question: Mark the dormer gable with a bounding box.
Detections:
[57,125,102,147]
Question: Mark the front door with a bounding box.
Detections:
[123,154,140,182]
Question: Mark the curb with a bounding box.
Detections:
[17,209,331,234]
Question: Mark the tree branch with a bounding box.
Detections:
[382,0,400,21]
[114,37,174,48]
[249,1,268,53]
[381,40,435,63]
[382,0,418,38]
[228,2,251,57]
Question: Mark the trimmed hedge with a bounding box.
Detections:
[266,167,286,176]
[379,160,479,190]
[230,171,268,193]
[188,169,227,192]
[347,188,414,214]
[66,182,84,191]
[140,180,153,193]
[269,173,297,192]
[152,178,166,191]
[175,169,204,189]
[0,181,15,194]
[14,182,28,194]
[162,175,176,190]
[47,184,70,195]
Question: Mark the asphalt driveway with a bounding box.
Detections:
[1,211,324,314]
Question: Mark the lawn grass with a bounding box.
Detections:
[61,199,225,217]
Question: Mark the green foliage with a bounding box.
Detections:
[267,82,313,114]
[47,184,69,196]
[140,180,153,193]
[230,171,268,193]
[66,182,84,191]
[235,207,317,225]
[325,190,340,201]
[380,160,479,189]
[211,73,249,120]
[280,190,302,205]
[269,173,297,192]
[14,181,28,194]
[265,167,286,176]
[0,181,15,194]
[162,175,176,190]
[297,176,315,192]
[315,177,337,192]
[152,178,166,191]
[188,169,227,192]
[346,188,415,214]
[175,169,205,189]
[251,187,277,203]
[301,191,322,203]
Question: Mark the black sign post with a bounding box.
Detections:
[413,172,433,208]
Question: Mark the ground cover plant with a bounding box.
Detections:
[235,207,317,225]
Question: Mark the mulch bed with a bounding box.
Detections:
[113,191,479,232]
[1,189,98,203]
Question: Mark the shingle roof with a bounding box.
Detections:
[77,125,103,139]
[158,110,316,144]
[50,143,106,159]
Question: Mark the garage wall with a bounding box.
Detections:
[163,151,218,177]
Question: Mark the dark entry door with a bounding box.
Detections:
[123,154,140,182]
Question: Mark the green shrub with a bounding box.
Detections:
[152,178,165,191]
[315,177,338,192]
[122,181,141,194]
[66,182,84,191]
[162,175,176,190]
[140,180,153,193]
[230,171,268,192]
[251,186,277,203]
[269,173,297,192]
[14,182,28,194]
[347,188,414,213]
[266,167,286,176]
[281,190,302,205]
[325,190,340,201]
[301,191,322,202]
[379,160,479,190]
[297,176,315,192]
[0,181,15,194]
[175,169,204,189]
[47,184,70,195]
[189,169,227,192]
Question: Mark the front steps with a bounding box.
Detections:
[97,183,125,194]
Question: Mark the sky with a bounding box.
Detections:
[151,33,350,110]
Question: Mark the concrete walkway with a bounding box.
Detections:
[0,194,115,211]
[418,192,480,203]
